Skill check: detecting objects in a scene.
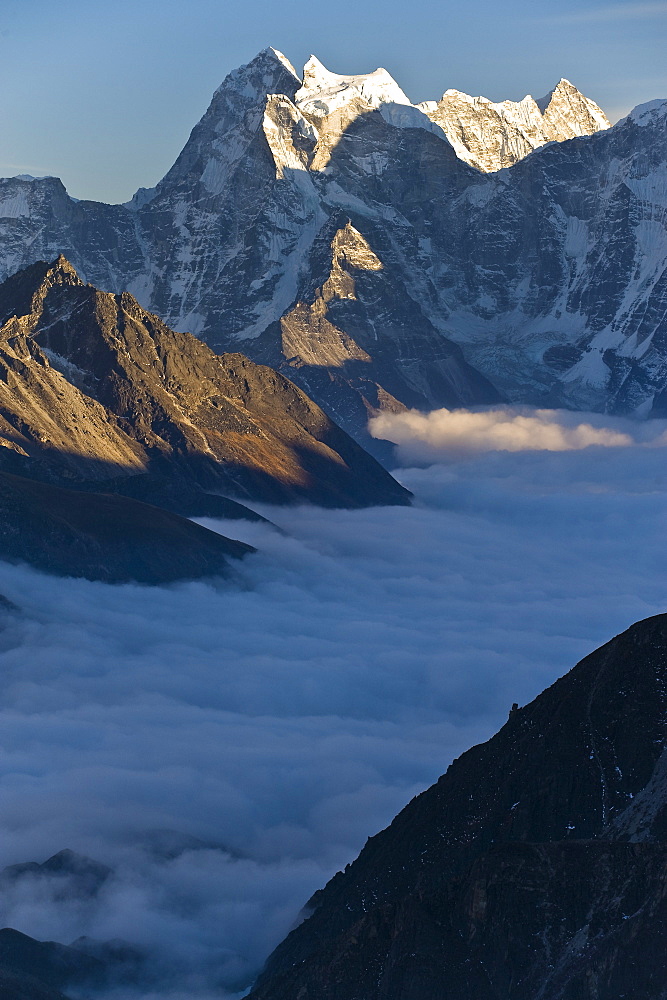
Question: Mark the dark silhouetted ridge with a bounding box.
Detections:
[249,614,667,1000]
[0,470,254,584]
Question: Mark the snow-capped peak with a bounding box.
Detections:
[264,46,299,77]
[212,46,300,103]
[295,55,411,118]
[627,98,667,126]
[299,55,341,93]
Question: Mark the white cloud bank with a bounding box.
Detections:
[0,419,667,996]
[370,405,667,461]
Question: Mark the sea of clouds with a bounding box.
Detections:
[0,407,666,997]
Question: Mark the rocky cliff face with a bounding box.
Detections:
[419,78,609,172]
[2,49,653,444]
[0,256,410,508]
[248,614,667,1000]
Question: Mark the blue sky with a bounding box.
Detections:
[1,0,665,202]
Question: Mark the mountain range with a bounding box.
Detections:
[0,48,664,444]
[0,43,666,1000]
[0,254,408,581]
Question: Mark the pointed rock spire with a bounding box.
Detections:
[537,78,610,137]
[47,254,84,285]
[213,45,301,103]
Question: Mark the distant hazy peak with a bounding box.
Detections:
[295,54,411,118]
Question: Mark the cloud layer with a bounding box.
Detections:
[0,415,666,995]
[370,405,667,461]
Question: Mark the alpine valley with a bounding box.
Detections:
[0,42,667,1000]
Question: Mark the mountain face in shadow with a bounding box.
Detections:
[248,614,667,1000]
[0,928,107,999]
[0,256,410,509]
[0,49,663,441]
[0,470,254,584]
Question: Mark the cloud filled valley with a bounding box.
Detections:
[0,414,666,997]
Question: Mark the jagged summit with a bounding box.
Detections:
[0,254,83,328]
[128,50,610,211]
[418,76,610,170]
[536,76,609,138]
[214,45,300,99]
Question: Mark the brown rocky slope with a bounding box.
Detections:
[0,256,410,510]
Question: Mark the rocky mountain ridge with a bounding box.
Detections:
[418,77,609,172]
[0,256,409,509]
[248,614,667,1000]
[2,49,658,445]
[0,469,255,583]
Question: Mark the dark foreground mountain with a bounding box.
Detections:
[0,50,664,441]
[248,614,667,1000]
[0,257,409,508]
[0,470,254,583]
[0,928,106,999]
